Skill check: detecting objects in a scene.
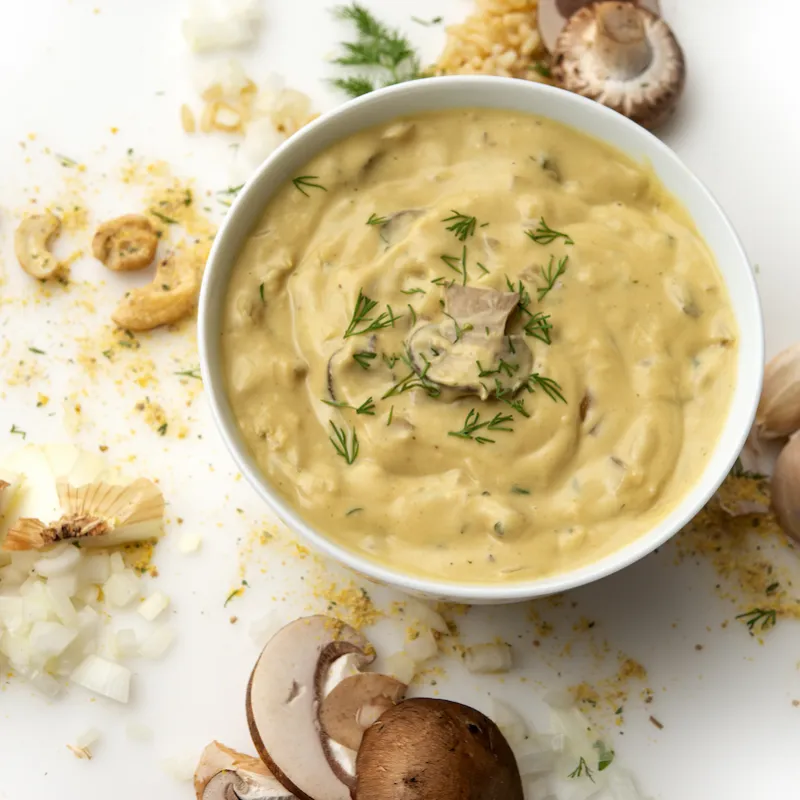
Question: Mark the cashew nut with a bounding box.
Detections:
[14,212,62,279]
[111,250,199,331]
[92,214,158,272]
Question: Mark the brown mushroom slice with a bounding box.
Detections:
[319,673,406,751]
[539,0,660,53]
[195,742,292,800]
[407,286,532,398]
[246,615,374,800]
[552,2,685,130]
[355,698,523,800]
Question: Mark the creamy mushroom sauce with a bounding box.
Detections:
[222,109,737,584]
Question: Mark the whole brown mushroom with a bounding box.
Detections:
[354,698,523,800]
[551,1,685,129]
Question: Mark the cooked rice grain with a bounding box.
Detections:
[434,0,551,82]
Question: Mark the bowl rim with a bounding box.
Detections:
[198,75,764,602]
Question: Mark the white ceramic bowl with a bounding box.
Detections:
[198,76,763,604]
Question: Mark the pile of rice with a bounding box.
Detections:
[434,0,551,81]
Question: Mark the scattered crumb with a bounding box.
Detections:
[67,744,92,760]
[649,715,664,730]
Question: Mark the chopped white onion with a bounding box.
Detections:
[71,655,131,703]
[75,727,102,749]
[490,697,529,746]
[403,626,438,662]
[403,598,449,633]
[112,629,139,660]
[47,573,79,598]
[383,651,417,684]
[137,591,170,621]
[34,545,81,577]
[103,570,139,607]
[45,585,78,627]
[182,0,262,53]
[464,642,513,674]
[24,668,62,698]
[79,553,111,585]
[0,597,25,634]
[177,533,202,554]
[139,624,175,659]
[28,621,77,664]
[109,552,125,574]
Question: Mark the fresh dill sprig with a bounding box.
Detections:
[150,209,178,225]
[537,255,569,301]
[511,485,530,495]
[526,217,574,246]
[407,304,417,326]
[441,311,473,342]
[411,15,442,26]
[331,4,421,98]
[353,351,377,370]
[175,367,203,380]
[292,175,327,197]
[431,276,454,287]
[505,276,533,316]
[568,757,595,783]
[594,741,615,772]
[356,396,376,415]
[476,359,518,379]
[367,212,389,225]
[448,409,514,444]
[387,406,394,425]
[736,607,777,633]
[500,392,531,418]
[441,245,468,286]
[382,353,400,369]
[10,424,26,439]
[476,261,489,275]
[329,421,359,464]
[525,373,566,403]
[344,289,401,337]
[322,399,352,409]
[401,287,426,296]
[524,312,553,344]
[442,210,478,242]
[382,356,440,399]
[55,153,78,168]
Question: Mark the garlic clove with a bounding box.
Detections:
[756,343,800,440]
[770,433,800,543]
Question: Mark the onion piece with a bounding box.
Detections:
[490,697,529,746]
[404,626,438,662]
[70,654,131,703]
[109,552,125,574]
[139,624,175,659]
[138,590,170,621]
[112,629,139,660]
[403,598,449,633]
[464,642,513,674]
[177,533,202,554]
[75,727,102,749]
[34,544,81,577]
[104,570,139,607]
[383,651,417,684]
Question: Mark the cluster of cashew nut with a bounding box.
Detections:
[14,211,199,331]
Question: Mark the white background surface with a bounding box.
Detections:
[0,2,798,799]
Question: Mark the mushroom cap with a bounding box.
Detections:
[354,698,523,800]
[552,2,685,130]
[538,0,660,53]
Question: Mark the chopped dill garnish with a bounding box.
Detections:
[505,276,533,315]
[594,741,615,771]
[387,405,394,425]
[431,276,454,287]
[55,153,78,168]
[477,359,518,378]
[331,3,421,98]
[382,357,440,399]
[356,396,376,415]
[442,312,473,342]
[157,423,168,436]
[322,399,353,409]
[150,209,178,225]
[292,175,327,196]
[511,486,530,495]
[500,394,531,418]
[526,217,574,246]
[442,210,478,242]
[476,261,489,275]
[401,287,426,296]
[344,289,401,337]
[766,582,780,595]
[448,409,514,444]
[524,373,566,403]
[736,607,777,633]
[259,283,265,304]
[28,346,45,355]
[367,212,390,225]
[175,367,202,380]
[10,424,26,439]
[524,312,553,344]
[441,245,468,285]
[537,255,569,301]
[382,353,400,369]
[223,588,243,607]
[407,304,417,326]
[411,15,442,25]
[568,757,595,783]
[353,351,377,370]
[329,420,359,464]
[346,507,364,516]
[530,61,551,78]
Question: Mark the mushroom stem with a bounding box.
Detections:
[595,1,652,79]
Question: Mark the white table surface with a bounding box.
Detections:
[1,2,799,799]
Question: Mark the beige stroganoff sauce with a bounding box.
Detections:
[222,109,737,584]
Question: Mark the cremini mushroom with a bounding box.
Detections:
[92,214,159,272]
[246,615,397,800]
[14,211,63,279]
[195,741,294,800]
[319,672,406,751]
[552,1,685,129]
[407,285,532,399]
[111,250,199,331]
[771,434,800,544]
[538,0,660,53]
[755,343,800,441]
[354,698,523,800]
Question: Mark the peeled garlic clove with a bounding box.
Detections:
[756,343,800,439]
[771,434,800,543]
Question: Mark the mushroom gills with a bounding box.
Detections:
[407,285,532,399]
[203,769,295,800]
